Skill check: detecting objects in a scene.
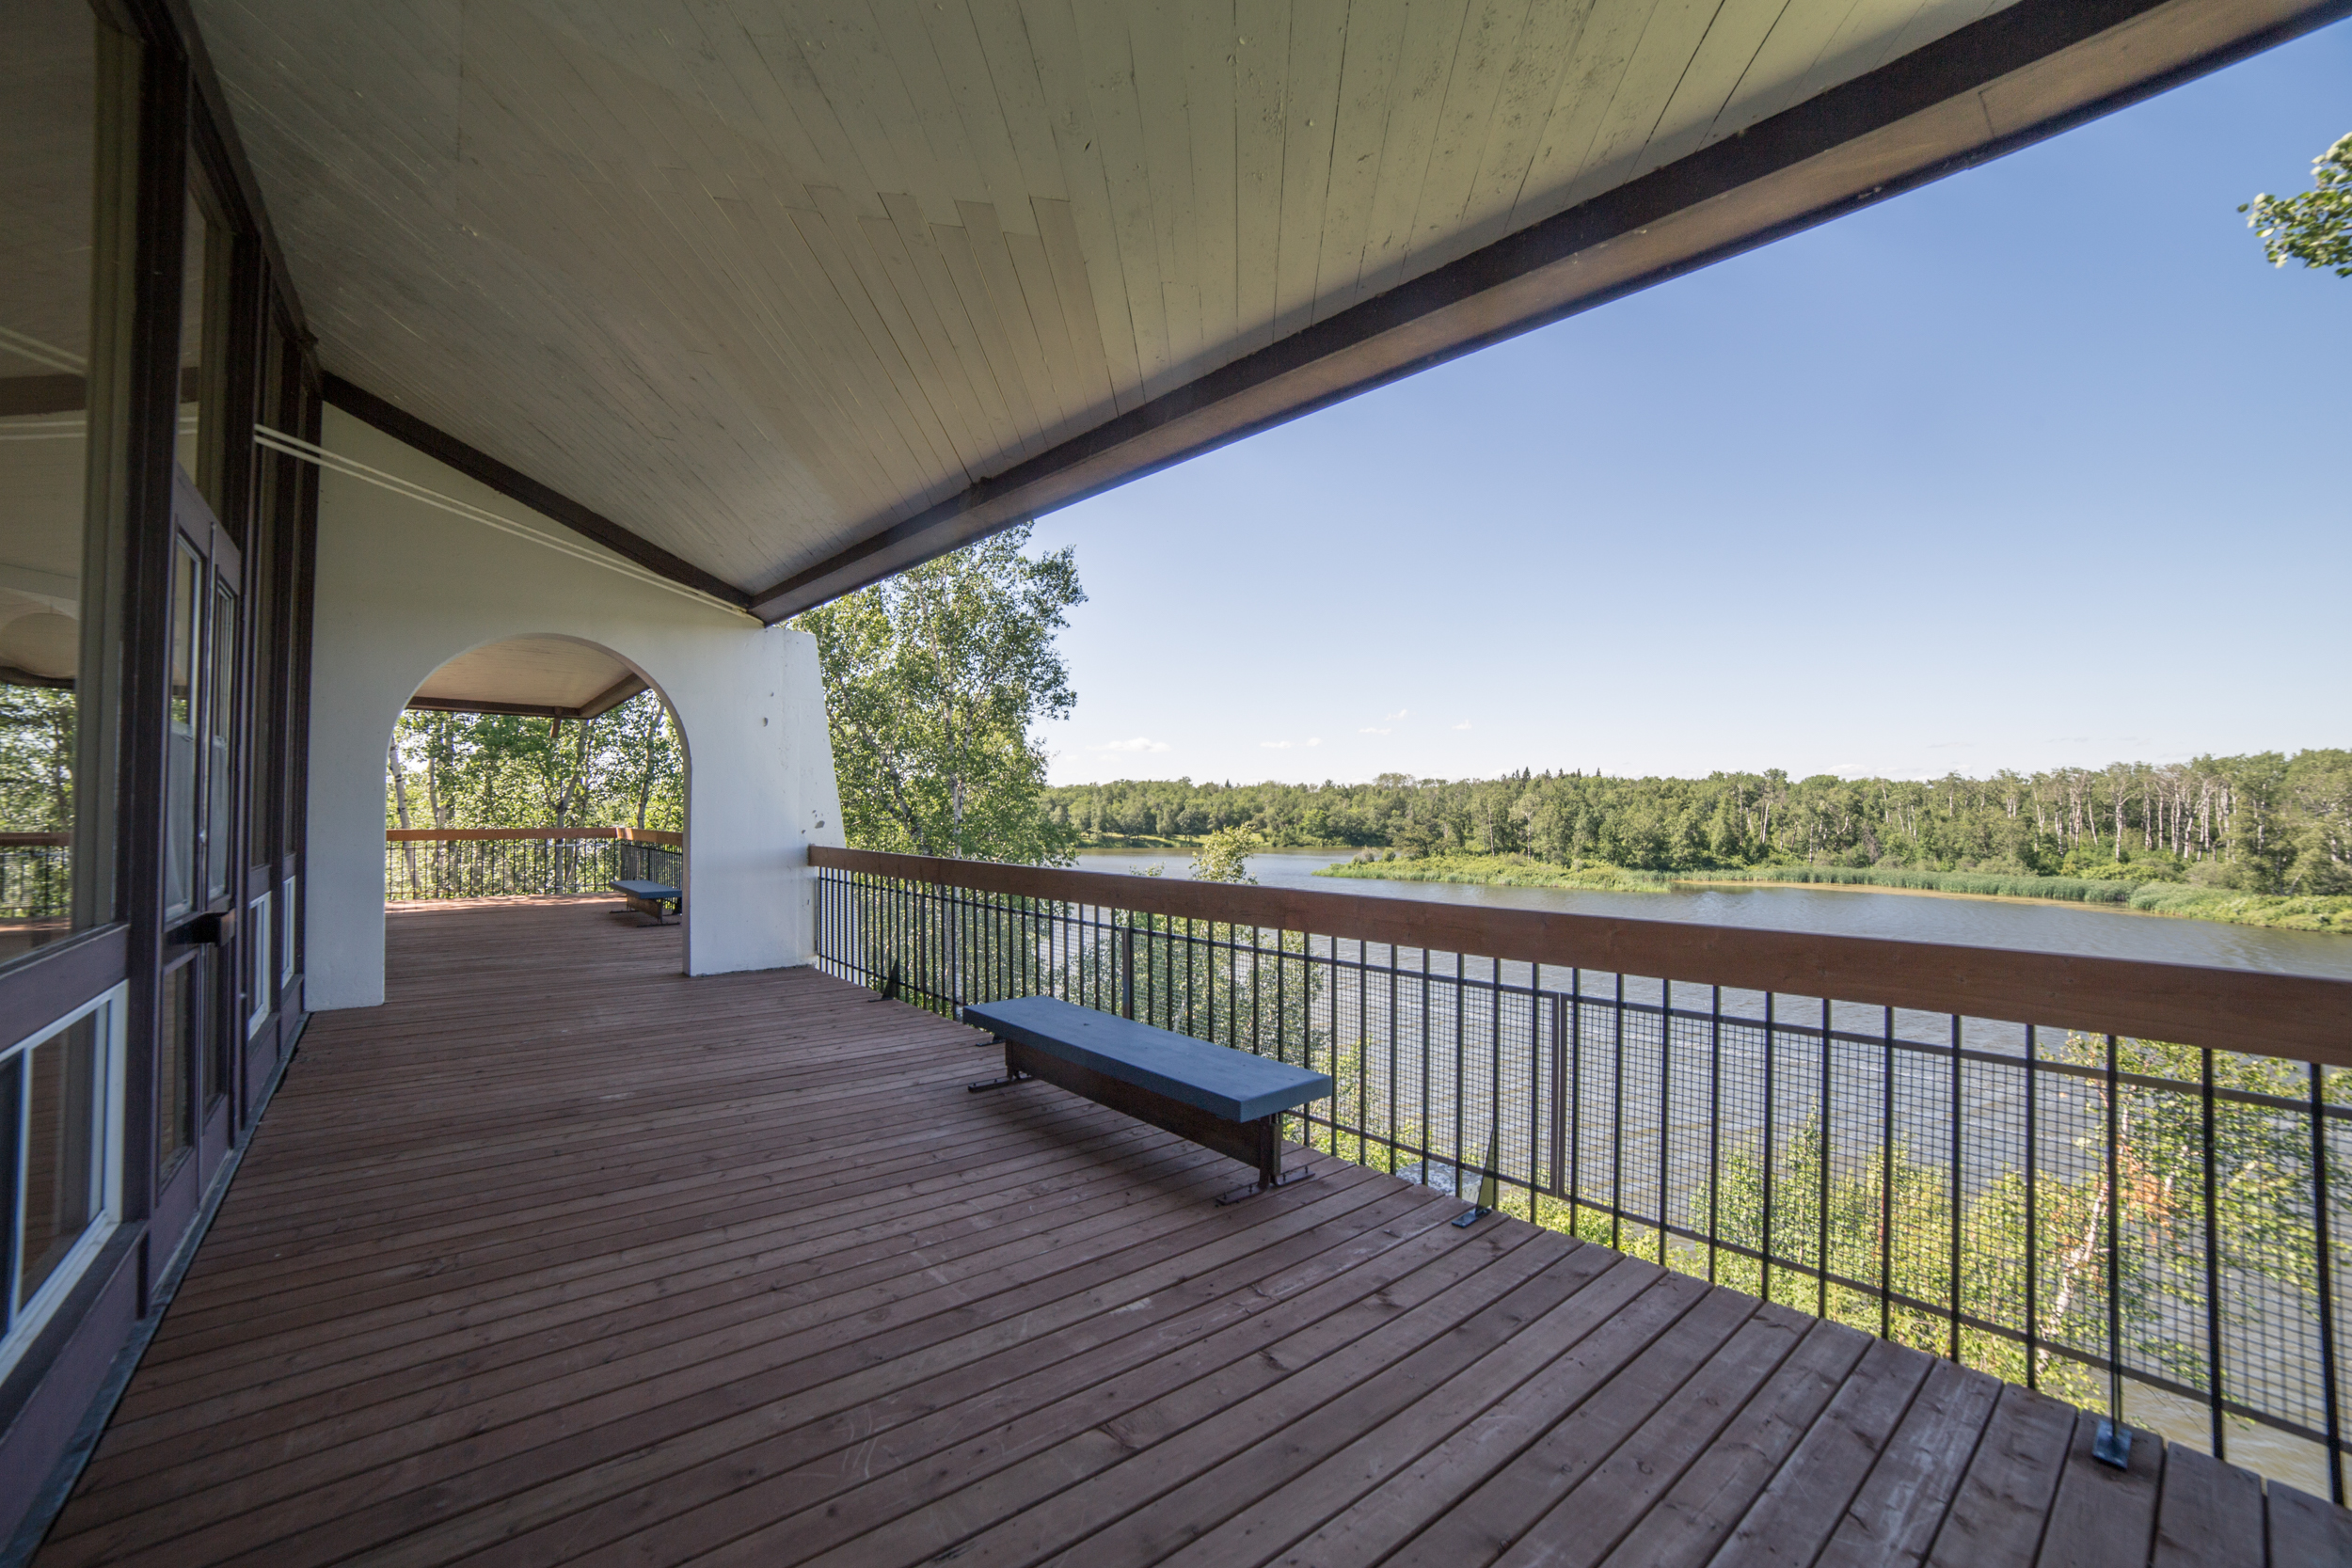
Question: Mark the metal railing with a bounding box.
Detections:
[811,845,2352,1501]
[384,828,680,901]
[0,834,71,925]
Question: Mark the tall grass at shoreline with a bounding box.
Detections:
[1676,863,2135,901]
[1314,853,2351,932]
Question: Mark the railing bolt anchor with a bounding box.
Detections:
[2092,1419,2132,1470]
[1453,1155,1501,1227]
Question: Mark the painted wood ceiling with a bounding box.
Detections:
[185,1,2295,610]
[410,635,644,714]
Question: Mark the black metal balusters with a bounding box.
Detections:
[812,864,2348,1493]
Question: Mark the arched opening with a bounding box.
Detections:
[381,635,688,921]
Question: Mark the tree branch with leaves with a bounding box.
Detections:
[793,525,1084,863]
[2242,132,2352,277]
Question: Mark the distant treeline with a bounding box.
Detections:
[1047,752,2352,895]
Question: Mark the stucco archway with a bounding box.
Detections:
[386,631,691,912]
[304,407,844,1009]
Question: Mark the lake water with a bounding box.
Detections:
[1073,848,2352,979]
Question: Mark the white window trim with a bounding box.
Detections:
[280,876,296,986]
[0,983,128,1383]
[247,890,272,1038]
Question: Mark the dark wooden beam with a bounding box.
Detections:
[404,695,581,721]
[751,0,2352,622]
[320,373,753,609]
[0,374,87,417]
[404,671,646,721]
[5,365,213,417]
[574,673,650,720]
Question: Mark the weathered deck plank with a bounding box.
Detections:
[26,897,2344,1567]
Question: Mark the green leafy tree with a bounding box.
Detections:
[0,684,74,920]
[606,694,685,831]
[2242,133,2352,277]
[0,685,73,832]
[1045,752,2351,898]
[794,525,1083,863]
[384,692,686,834]
[1190,825,1261,884]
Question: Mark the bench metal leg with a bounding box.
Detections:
[968,1043,1032,1093]
[1216,1117,1317,1205]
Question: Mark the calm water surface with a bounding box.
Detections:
[1073,848,2352,979]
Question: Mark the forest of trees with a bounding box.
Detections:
[1048,752,2352,895]
[382,692,684,833]
[0,685,74,834]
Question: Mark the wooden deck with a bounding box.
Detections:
[32,898,2350,1567]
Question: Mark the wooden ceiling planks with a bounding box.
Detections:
[1182,8,1244,372]
[1126,2,1204,390]
[408,634,641,712]
[1352,0,1474,304]
[192,0,2277,606]
[1397,0,1537,288]
[1438,0,1589,276]
[1073,4,1176,404]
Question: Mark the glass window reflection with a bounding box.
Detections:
[0,0,97,965]
[165,543,199,919]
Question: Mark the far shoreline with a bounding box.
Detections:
[1311,855,2351,936]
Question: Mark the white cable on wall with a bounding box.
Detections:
[253,424,752,620]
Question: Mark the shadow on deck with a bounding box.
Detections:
[28,898,2349,1566]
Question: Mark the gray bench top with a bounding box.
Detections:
[610,879,680,901]
[963,995,1332,1124]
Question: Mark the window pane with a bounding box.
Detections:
[158,958,192,1172]
[0,1,95,965]
[246,329,282,860]
[18,1012,97,1308]
[165,543,198,918]
[0,1053,19,1329]
[205,581,232,904]
[176,189,207,487]
[247,889,269,1033]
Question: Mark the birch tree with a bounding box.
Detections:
[794,525,1083,863]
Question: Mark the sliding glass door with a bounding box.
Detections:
[157,477,238,1192]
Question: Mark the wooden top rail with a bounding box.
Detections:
[809,845,2352,1069]
[0,832,72,847]
[387,826,683,846]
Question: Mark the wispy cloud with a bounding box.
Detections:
[1262,737,1325,750]
[1452,721,1472,731]
[1093,736,1170,753]
[1359,726,1391,736]
[1384,708,1409,721]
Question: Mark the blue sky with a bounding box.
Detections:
[1031,22,2351,789]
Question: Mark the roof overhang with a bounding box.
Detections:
[748,0,2352,620]
[192,0,2349,625]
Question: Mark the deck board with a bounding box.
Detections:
[28,896,2344,1567]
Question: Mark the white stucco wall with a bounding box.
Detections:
[306,406,845,1009]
